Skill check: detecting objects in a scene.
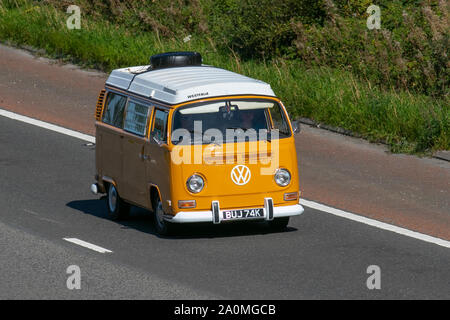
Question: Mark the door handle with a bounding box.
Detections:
[139,153,150,161]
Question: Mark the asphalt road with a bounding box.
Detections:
[1,116,449,299]
[1,44,449,240]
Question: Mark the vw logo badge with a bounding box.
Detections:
[231,165,251,186]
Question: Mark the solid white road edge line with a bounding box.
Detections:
[63,238,113,253]
[300,199,450,249]
[0,108,95,143]
[1,108,448,249]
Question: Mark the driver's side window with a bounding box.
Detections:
[152,109,168,143]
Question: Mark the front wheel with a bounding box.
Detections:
[154,198,174,236]
[106,183,130,220]
[268,217,290,230]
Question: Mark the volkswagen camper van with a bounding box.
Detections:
[91,52,304,235]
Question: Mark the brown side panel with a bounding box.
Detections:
[121,133,149,206]
[96,124,124,194]
[145,142,172,213]
[94,89,106,190]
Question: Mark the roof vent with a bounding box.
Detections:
[150,52,202,70]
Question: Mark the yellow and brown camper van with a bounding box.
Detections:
[91,52,304,235]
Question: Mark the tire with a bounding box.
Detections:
[150,52,202,70]
[268,217,290,230]
[106,183,130,221]
[153,197,174,236]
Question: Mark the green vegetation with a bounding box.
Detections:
[0,0,448,153]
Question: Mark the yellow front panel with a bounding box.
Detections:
[169,136,299,213]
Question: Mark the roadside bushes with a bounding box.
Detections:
[25,0,448,98]
[208,0,326,58]
[291,0,449,97]
[208,0,449,97]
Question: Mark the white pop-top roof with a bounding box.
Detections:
[105,65,276,105]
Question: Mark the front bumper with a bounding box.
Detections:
[165,198,304,224]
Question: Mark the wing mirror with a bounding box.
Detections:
[151,131,168,147]
[292,120,301,134]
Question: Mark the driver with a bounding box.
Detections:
[240,111,255,129]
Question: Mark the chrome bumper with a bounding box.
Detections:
[165,198,304,224]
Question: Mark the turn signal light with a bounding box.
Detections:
[284,192,299,201]
[178,200,197,209]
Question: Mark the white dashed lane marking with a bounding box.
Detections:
[63,238,113,253]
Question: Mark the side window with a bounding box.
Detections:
[269,105,290,136]
[102,92,127,128]
[124,101,151,136]
[152,109,168,143]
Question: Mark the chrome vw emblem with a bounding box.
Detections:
[231,165,251,186]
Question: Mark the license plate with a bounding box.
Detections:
[222,208,264,221]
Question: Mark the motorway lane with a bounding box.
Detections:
[1,116,449,299]
[0,221,220,299]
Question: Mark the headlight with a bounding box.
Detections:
[186,174,204,193]
[274,169,291,187]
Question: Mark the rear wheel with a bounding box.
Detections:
[153,197,174,236]
[268,217,289,230]
[106,183,130,220]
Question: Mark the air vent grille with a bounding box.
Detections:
[95,89,106,121]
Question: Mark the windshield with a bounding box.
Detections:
[171,99,291,145]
